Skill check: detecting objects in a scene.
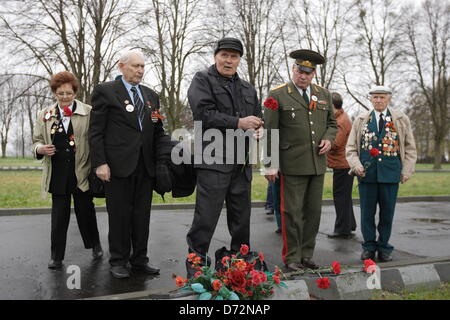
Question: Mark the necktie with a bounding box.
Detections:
[131,86,145,128]
[378,113,384,134]
[302,89,310,106]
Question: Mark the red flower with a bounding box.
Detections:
[258,252,265,262]
[193,271,202,278]
[263,97,279,110]
[369,148,380,157]
[212,279,222,291]
[273,275,281,284]
[316,277,330,289]
[228,270,247,290]
[175,276,187,287]
[63,106,73,117]
[240,244,249,256]
[363,259,377,273]
[332,261,341,275]
[222,256,230,266]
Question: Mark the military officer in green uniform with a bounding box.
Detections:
[264,49,337,271]
[346,86,417,262]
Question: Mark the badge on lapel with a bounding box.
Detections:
[151,109,165,123]
[126,104,134,112]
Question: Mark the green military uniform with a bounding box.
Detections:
[264,80,337,265]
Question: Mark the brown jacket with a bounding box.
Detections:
[346,107,417,179]
[327,109,352,169]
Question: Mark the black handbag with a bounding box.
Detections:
[88,170,105,198]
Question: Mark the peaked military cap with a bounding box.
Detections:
[214,37,244,56]
[289,49,325,73]
[369,85,392,95]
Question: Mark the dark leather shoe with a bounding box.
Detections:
[265,208,274,215]
[92,243,103,259]
[132,264,160,275]
[110,266,130,279]
[302,258,319,270]
[378,251,393,262]
[275,228,281,234]
[285,263,304,272]
[48,259,63,269]
[361,250,376,260]
[327,233,354,239]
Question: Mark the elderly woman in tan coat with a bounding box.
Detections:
[33,71,103,269]
[346,85,417,263]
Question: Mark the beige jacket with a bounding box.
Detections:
[346,107,417,179]
[32,100,92,198]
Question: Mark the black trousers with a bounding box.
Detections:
[332,168,356,235]
[186,167,251,263]
[51,189,100,261]
[105,155,153,267]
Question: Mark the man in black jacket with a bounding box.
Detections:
[89,50,167,279]
[185,37,263,276]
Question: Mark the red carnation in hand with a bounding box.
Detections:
[369,148,380,157]
[316,277,330,289]
[240,244,249,256]
[63,106,73,117]
[332,261,341,275]
[263,97,279,110]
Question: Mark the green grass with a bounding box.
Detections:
[1,170,449,208]
[371,282,450,300]
[0,157,42,167]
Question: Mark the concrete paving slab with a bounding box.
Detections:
[0,201,449,300]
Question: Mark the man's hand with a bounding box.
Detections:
[264,167,279,183]
[238,116,263,130]
[400,174,410,184]
[96,164,111,182]
[318,139,331,155]
[354,166,365,177]
[37,144,56,156]
[253,126,264,140]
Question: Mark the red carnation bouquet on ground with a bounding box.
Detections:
[173,244,287,300]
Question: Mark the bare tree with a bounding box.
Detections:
[403,0,450,169]
[0,0,132,103]
[139,0,210,133]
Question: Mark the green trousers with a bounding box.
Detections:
[280,174,325,264]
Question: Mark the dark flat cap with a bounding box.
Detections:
[214,37,244,56]
[290,49,325,73]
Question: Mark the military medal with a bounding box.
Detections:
[51,129,55,135]
[312,95,318,102]
[69,141,75,146]
[292,112,295,118]
[124,100,130,105]
[44,112,51,120]
[126,104,134,112]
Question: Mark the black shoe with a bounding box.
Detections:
[302,258,319,270]
[275,228,281,234]
[378,251,393,262]
[327,233,354,239]
[110,266,130,278]
[285,263,304,272]
[361,250,376,260]
[92,243,103,259]
[48,259,63,269]
[265,208,274,215]
[131,264,160,275]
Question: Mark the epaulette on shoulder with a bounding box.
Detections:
[271,83,287,91]
[313,83,329,92]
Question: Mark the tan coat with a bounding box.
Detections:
[346,107,417,179]
[32,100,92,198]
[327,109,352,169]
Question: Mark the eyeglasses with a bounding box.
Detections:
[55,92,75,97]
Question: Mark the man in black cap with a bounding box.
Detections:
[185,37,263,277]
[264,49,337,271]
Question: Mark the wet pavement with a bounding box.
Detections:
[0,201,449,300]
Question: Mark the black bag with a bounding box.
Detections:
[88,170,105,198]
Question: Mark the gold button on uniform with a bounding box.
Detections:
[378,158,382,162]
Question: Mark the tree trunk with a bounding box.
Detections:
[433,137,443,169]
